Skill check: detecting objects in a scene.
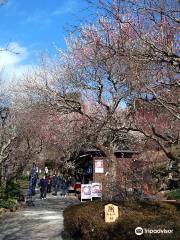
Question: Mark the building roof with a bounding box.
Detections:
[82,148,139,154]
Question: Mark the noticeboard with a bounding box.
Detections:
[81,184,92,201]
[92,183,102,198]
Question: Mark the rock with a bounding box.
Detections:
[0,208,6,215]
[156,190,170,200]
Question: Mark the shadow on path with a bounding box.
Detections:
[0,195,79,240]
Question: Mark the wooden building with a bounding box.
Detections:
[75,149,142,195]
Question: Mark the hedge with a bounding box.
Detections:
[0,198,19,212]
[63,201,180,240]
[168,189,180,200]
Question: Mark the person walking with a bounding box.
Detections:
[52,173,58,195]
[46,175,52,193]
[61,179,68,197]
[39,176,48,199]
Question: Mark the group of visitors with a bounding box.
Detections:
[27,163,78,201]
[38,174,69,200]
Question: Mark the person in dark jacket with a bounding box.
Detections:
[61,179,68,197]
[39,176,48,199]
[46,175,52,193]
[52,174,59,195]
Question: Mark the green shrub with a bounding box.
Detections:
[63,201,180,240]
[5,181,21,199]
[0,199,18,211]
[17,176,28,189]
[0,184,6,199]
[0,181,21,199]
[168,189,180,200]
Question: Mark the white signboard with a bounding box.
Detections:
[95,159,104,173]
[81,184,92,201]
[92,183,102,198]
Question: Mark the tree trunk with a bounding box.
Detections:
[168,144,180,189]
[95,143,118,199]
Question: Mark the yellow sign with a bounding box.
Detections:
[105,204,119,223]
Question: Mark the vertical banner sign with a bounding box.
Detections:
[28,163,37,198]
[81,184,92,201]
[95,159,104,173]
[92,183,102,198]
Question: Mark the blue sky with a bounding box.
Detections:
[0,0,91,80]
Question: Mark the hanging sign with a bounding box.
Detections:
[95,159,104,173]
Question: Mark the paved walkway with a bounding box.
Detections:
[0,195,79,240]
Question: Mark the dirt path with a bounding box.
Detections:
[0,195,79,240]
